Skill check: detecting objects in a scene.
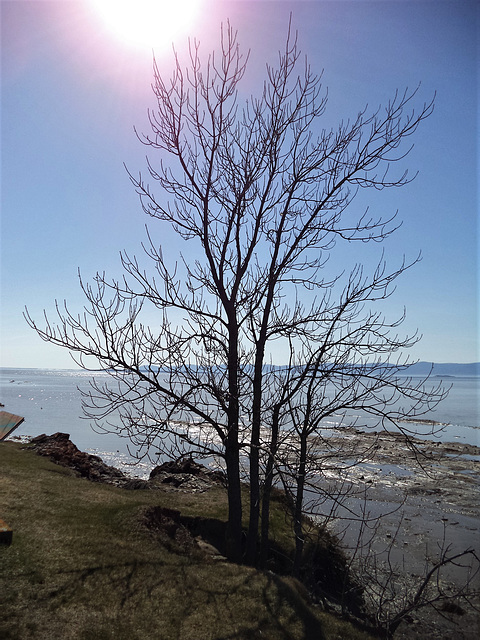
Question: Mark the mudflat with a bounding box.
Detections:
[321,429,480,639]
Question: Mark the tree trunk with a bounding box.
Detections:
[245,348,265,565]
[225,440,243,562]
[224,316,243,563]
[259,404,280,567]
[292,431,307,576]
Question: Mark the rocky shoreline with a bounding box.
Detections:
[26,432,225,492]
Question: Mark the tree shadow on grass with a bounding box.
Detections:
[3,555,328,640]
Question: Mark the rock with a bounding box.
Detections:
[150,457,204,477]
[123,478,151,490]
[149,456,224,482]
[28,433,129,486]
[161,475,184,487]
[148,456,225,492]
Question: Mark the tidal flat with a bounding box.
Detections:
[316,429,480,639]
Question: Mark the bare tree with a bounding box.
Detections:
[260,322,446,573]
[26,21,444,565]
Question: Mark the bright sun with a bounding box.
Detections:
[92,0,202,50]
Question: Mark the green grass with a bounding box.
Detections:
[0,441,374,640]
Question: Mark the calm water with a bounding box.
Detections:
[1,368,478,475]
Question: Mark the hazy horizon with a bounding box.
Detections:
[1,361,479,371]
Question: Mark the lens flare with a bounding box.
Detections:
[92,0,201,50]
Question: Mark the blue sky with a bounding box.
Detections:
[1,0,478,368]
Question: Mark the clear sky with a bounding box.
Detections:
[1,0,478,369]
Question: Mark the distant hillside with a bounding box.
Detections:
[406,362,480,377]
[133,362,480,377]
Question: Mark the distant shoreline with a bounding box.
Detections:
[1,362,479,376]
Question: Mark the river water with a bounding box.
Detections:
[1,367,478,477]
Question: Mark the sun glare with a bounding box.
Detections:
[92,0,202,50]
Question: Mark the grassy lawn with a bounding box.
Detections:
[0,441,374,640]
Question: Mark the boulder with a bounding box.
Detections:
[149,456,225,490]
